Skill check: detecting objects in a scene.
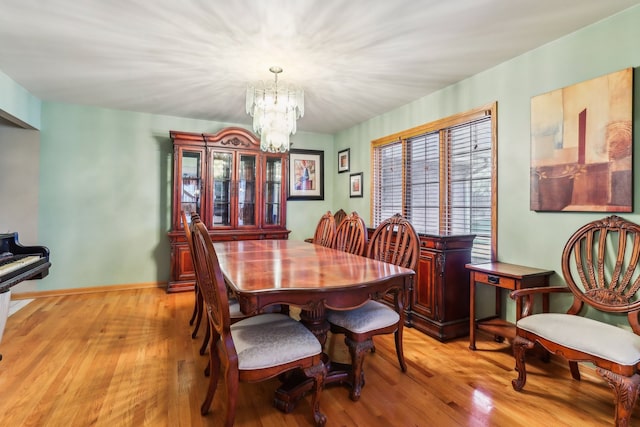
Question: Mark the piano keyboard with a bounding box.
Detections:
[0,255,41,277]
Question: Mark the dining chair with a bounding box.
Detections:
[333,211,368,256]
[190,219,327,426]
[182,212,248,363]
[511,215,640,426]
[183,211,205,339]
[333,208,348,229]
[311,211,337,247]
[327,213,420,401]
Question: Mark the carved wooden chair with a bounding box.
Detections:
[333,208,348,229]
[182,211,207,340]
[333,211,368,256]
[185,213,286,377]
[190,219,327,426]
[309,211,336,247]
[511,215,640,427]
[327,213,420,400]
[183,211,245,336]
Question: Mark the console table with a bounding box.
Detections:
[467,262,554,350]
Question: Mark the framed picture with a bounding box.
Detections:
[349,172,363,198]
[338,148,350,173]
[530,67,632,212]
[288,149,324,200]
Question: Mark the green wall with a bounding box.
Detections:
[36,103,334,290]
[335,6,640,323]
[3,5,640,327]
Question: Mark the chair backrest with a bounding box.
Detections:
[312,211,336,248]
[191,216,232,337]
[333,211,368,256]
[333,209,347,228]
[182,210,201,281]
[182,209,197,250]
[562,215,640,332]
[367,213,420,271]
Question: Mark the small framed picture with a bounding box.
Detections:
[338,148,350,173]
[349,172,363,198]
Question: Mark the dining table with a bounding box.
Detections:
[213,239,416,411]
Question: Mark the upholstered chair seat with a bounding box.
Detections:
[327,301,399,334]
[517,313,640,366]
[231,313,322,370]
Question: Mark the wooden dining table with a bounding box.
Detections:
[213,239,415,411]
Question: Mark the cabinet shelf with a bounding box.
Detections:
[168,127,290,293]
[474,317,515,342]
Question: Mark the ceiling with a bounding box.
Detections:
[0,0,638,134]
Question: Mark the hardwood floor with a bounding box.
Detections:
[0,287,637,426]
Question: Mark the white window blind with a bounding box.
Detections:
[372,141,403,225]
[406,131,440,234]
[446,118,492,262]
[371,105,495,264]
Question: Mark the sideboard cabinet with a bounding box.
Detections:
[167,127,290,292]
[411,234,475,341]
[368,228,474,341]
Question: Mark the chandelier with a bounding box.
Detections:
[245,66,304,153]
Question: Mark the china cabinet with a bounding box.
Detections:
[167,127,290,292]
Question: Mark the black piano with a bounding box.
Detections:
[0,233,51,293]
[0,233,50,360]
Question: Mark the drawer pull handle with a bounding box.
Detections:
[488,275,500,285]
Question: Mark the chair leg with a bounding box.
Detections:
[345,337,374,401]
[394,327,406,372]
[569,361,581,381]
[204,328,220,377]
[200,346,221,416]
[192,290,204,339]
[511,335,535,391]
[597,369,640,427]
[189,287,199,326]
[222,364,239,427]
[199,321,210,355]
[303,362,327,427]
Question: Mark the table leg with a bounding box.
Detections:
[274,305,354,412]
[299,306,330,347]
[493,287,505,343]
[469,277,476,350]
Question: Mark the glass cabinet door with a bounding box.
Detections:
[264,156,283,226]
[237,154,257,226]
[180,150,202,226]
[211,151,233,227]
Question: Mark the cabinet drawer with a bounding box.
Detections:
[472,272,516,290]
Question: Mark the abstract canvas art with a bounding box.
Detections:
[530,68,633,212]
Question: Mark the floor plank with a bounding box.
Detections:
[0,288,637,426]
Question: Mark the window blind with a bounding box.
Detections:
[406,131,440,234]
[372,141,403,225]
[446,117,492,263]
[371,104,495,264]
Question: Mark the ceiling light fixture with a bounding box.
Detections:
[245,66,304,153]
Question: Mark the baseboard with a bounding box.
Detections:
[10,282,168,300]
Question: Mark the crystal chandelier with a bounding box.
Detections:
[245,66,304,153]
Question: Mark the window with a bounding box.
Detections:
[371,103,496,263]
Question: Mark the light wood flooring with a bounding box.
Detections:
[0,287,638,426]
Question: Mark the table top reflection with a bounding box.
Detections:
[213,240,415,312]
